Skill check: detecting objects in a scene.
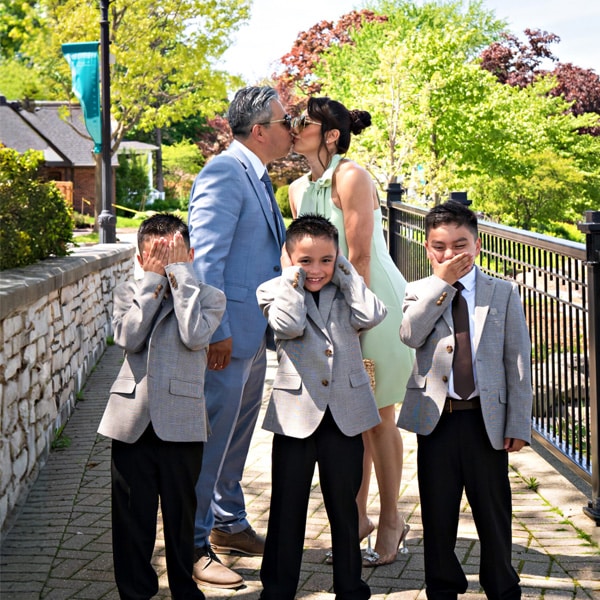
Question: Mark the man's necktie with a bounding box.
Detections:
[452,282,475,400]
[261,171,282,245]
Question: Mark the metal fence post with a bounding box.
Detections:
[578,210,600,525]
[386,182,403,259]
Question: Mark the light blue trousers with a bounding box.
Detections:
[194,338,267,548]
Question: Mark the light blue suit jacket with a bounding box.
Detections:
[257,256,386,439]
[397,267,532,450]
[188,144,285,358]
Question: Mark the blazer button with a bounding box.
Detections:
[442,375,448,382]
[321,379,329,386]
[446,345,453,353]
[325,349,333,357]
[274,265,281,272]
[436,300,442,306]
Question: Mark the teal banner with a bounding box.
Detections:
[61,42,102,153]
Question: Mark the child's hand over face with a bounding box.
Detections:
[142,238,169,275]
[168,231,190,264]
[428,250,473,285]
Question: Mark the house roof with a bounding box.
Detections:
[0,97,118,167]
[0,101,68,165]
[120,140,159,153]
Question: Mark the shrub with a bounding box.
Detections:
[0,146,73,270]
[275,184,291,218]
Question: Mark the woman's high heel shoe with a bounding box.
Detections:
[324,520,375,564]
[362,521,410,567]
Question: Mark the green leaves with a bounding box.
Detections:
[300,0,599,225]
[0,147,74,269]
[1,0,251,150]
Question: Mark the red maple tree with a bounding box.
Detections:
[480,29,600,134]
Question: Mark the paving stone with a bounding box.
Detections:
[2,344,599,599]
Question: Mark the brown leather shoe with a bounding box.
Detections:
[210,525,265,556]
[192,547,244,589]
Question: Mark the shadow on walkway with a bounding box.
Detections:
[1,344,599,599]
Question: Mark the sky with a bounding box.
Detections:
[220,0,600,84]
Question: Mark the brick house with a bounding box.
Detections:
[0,97,127,216]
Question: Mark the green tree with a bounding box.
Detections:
[162,139,204,207]
[115,153,151,213]
[316,0,505,199]
[459,76,600,227]
[0,0,42,58]
[280,0,600,226]
[1,0,249,149]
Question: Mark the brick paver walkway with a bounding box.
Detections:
[1,344,599,599]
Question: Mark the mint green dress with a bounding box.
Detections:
[297,154,414,408]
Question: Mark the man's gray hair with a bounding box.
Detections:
[227,86,279,137]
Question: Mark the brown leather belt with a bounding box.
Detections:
[444,397,480,413]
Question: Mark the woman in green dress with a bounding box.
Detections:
[288,97,414,566]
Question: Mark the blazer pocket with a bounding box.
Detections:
[110,377,136,395]
[224,282,248,303]
[273,372,302,391]
[170,379,200,398]
[349,369,370,388]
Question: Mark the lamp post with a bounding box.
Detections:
[97,0,116,243]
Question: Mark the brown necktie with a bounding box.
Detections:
[452,282,475,400]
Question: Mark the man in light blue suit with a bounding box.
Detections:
[187,86,291,589]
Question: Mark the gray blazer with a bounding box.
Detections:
[397,267,532,450]
[98,263,226,443]
[257,256,387,439]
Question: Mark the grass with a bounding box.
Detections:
[51,425,71,450]
[72,215,145,245]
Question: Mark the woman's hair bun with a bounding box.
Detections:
[349,109,372,135]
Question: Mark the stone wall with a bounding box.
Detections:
[0,243,135,533]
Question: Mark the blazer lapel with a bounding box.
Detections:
[305,287,334,341]
[318,285,336,328]
[227,146,282,245]
[473,268,492,353]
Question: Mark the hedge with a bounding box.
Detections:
[0,146,74,270]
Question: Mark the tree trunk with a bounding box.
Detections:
[155,127,163,192]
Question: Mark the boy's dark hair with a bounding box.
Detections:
[425,201,478,239]
[137,213,190,249]
[285,214,339,252]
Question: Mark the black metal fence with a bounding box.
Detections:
[382,189,599,515]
